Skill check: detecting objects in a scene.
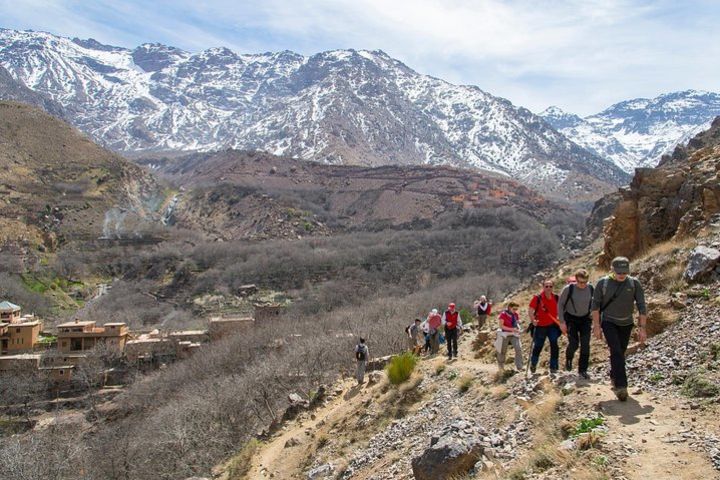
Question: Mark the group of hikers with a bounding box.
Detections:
[355,256,647,402]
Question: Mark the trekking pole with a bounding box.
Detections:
[525,323,537,378]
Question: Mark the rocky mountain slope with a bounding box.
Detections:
[599,116,720,266]
[541,90,720,173]
[206,117,720,480]
[0,65,65,118]
[0,29,628,200]
[141,150,582,241]
[0,101,163,250]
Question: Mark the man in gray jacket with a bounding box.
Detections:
[558,269,593,379]
[591,257,647,401]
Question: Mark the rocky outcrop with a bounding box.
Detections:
[600,117,720,267]
[411,421,485,480]
[684,246,720,282]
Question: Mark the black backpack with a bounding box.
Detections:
[356,345,366,361]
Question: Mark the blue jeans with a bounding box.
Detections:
[531,325,562,370]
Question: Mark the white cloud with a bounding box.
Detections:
[0,0,718,114]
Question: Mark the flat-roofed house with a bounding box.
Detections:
[0,353,41,372]
[56,320,129,353]
[208,316,254,340]
[0,301,43,355]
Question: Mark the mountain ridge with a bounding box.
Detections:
[540,90,720,173]
[0,28,628,201]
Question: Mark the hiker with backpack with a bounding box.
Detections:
[558,269,594,379]
[442,303,463,360]
[592,257,647,402]
[406,318,423,355]
[426,308,442,355]
[355,338,369,385]
[528,280,561,373]
[420,318,431,354]
[473,296,492,330]
[496,301,523,371]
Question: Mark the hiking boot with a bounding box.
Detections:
[614,387,628,402]
[565,359,572,371]
[579,372,591,380]
[530,363,536,374]
[550,368,558,375]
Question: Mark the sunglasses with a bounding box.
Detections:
[543,285,553,288]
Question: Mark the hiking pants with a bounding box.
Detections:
[497,335,523,370]
[565,313,591,373]
[356,360,366,384]
[477,314,488,330]
[429,331,440,354]
[445,328,458,358]
[601,321,634,388]
[531,325,561,370]
[423,334,431,353]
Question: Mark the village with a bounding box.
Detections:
[0,285,284,388]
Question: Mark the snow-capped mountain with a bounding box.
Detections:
[541,90,720,173]
[0,28,628,197]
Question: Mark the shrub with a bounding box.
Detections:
[710,343,720,362]
[458,374,474,393]
[227,439,261,480]
[682,373,720,397]
[386,353,418,385]
[572,416,604,437]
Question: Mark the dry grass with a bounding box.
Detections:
[458,374,474,393]
[226,439,262,480]
[636,236,695,261]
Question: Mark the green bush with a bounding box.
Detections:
[682,373,720,398]
[386,352,418,385]
[572,416,604,436]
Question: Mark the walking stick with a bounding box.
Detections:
[525,323,538,378]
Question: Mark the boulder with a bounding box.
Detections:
[367,355,392,371]
[368,370,384,385]
[306,463,333,479]
[684,246,720,282]
[411,436,484,480]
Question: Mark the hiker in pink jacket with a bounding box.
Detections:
[426,308,442,355]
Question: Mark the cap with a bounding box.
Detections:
[611,256,630,274]
[431,308,438,314]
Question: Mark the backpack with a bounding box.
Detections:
[563,283,594,314]
[477,302,491,316]
[356,345,366,361]
[598,276,638,313]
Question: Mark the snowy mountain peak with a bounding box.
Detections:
[0,28,629,200]
[541,90,720,172]
[539,106,584,130]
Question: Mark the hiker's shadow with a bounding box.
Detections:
[598,396,654,425]
[343,384,363,401]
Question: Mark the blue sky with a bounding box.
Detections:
[1,0,718,115]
